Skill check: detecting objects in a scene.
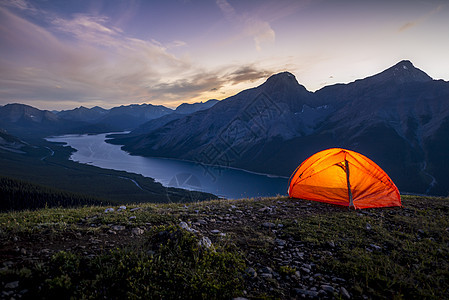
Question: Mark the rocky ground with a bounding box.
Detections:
[1,196,448,299]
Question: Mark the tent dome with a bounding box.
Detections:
[288,148,401,209]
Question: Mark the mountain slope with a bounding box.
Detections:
[113,61,449,196]
[114,71,317,156]
[175,99,219,114]
[0,103,84,138]
[57,106,109,122]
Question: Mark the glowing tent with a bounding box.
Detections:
[288,148,401,209]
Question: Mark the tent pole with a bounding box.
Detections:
[345,159,354,208]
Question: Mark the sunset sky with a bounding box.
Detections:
[1,0,448,110]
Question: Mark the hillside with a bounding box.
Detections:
[1,196,448,299]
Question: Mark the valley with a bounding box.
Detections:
[0,135,215,211]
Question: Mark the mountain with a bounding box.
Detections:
[110,71,321,173]
[175,99,219,114]
[111,61,449,196]
[116,99,220,137]
[57,106,109,122]
[96,104,173,131]
[58,101,220,133]
[0,103,83,138]
[0,100,220,138]
[57,104,174,133]
[0,129,28,153]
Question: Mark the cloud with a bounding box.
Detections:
[51,14,121,46]
[0,5,189,105]
[398,22,415,32]
[0,4,279,109]
[216,0,275,51]
[398,4,443,32]
[0,0,37,13]
[225,65,271,84]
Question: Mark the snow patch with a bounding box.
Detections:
[403,65,408,70]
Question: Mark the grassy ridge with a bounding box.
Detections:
[1,196,448,299]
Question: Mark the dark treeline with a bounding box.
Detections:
[0,176,110,211]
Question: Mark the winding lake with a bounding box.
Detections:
[46,133,289,199]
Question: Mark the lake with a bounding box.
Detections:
[46,133,289,199]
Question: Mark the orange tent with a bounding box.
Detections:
[288,148,401,209]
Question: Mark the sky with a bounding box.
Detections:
[0,0,448,110]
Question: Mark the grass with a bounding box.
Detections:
[282,195,449,299]
[7,226,244,299]
[1,196,448,299]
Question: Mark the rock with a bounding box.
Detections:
[300,267,311,274]
[275,239,286,247]
[321,285,335,293]
[129,216,136,220]
[211,229,221,234]
[119,205,127,210]
[259,206,272,213]
[3,261,14,267]
[245,267,257,278]
[369,244,382,251]
[104,208,114,213]
[333,277,346,283]
[198,236,213,249]
[293,270,301,280]
[111,225,125,231]
[130,207,141,212]
[131,228,144,235]
[365,223,372,230]
[294,288,318,298]
[5,281,19,289]
[179,221,198,233]
[328,241,335,248]
[19,289,29,295]
[340,287,351,299]
[233,297,248,300]
[262,222,276,229]
[179,221,189,230]
[2,291,13,297]
[260,273,272,279]
[259,266,273,275]
[318,290,327,297]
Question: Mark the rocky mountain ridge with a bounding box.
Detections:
[0,100,219,137]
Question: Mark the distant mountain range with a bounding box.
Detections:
[108,60,449,196]
[0,100,219,138]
